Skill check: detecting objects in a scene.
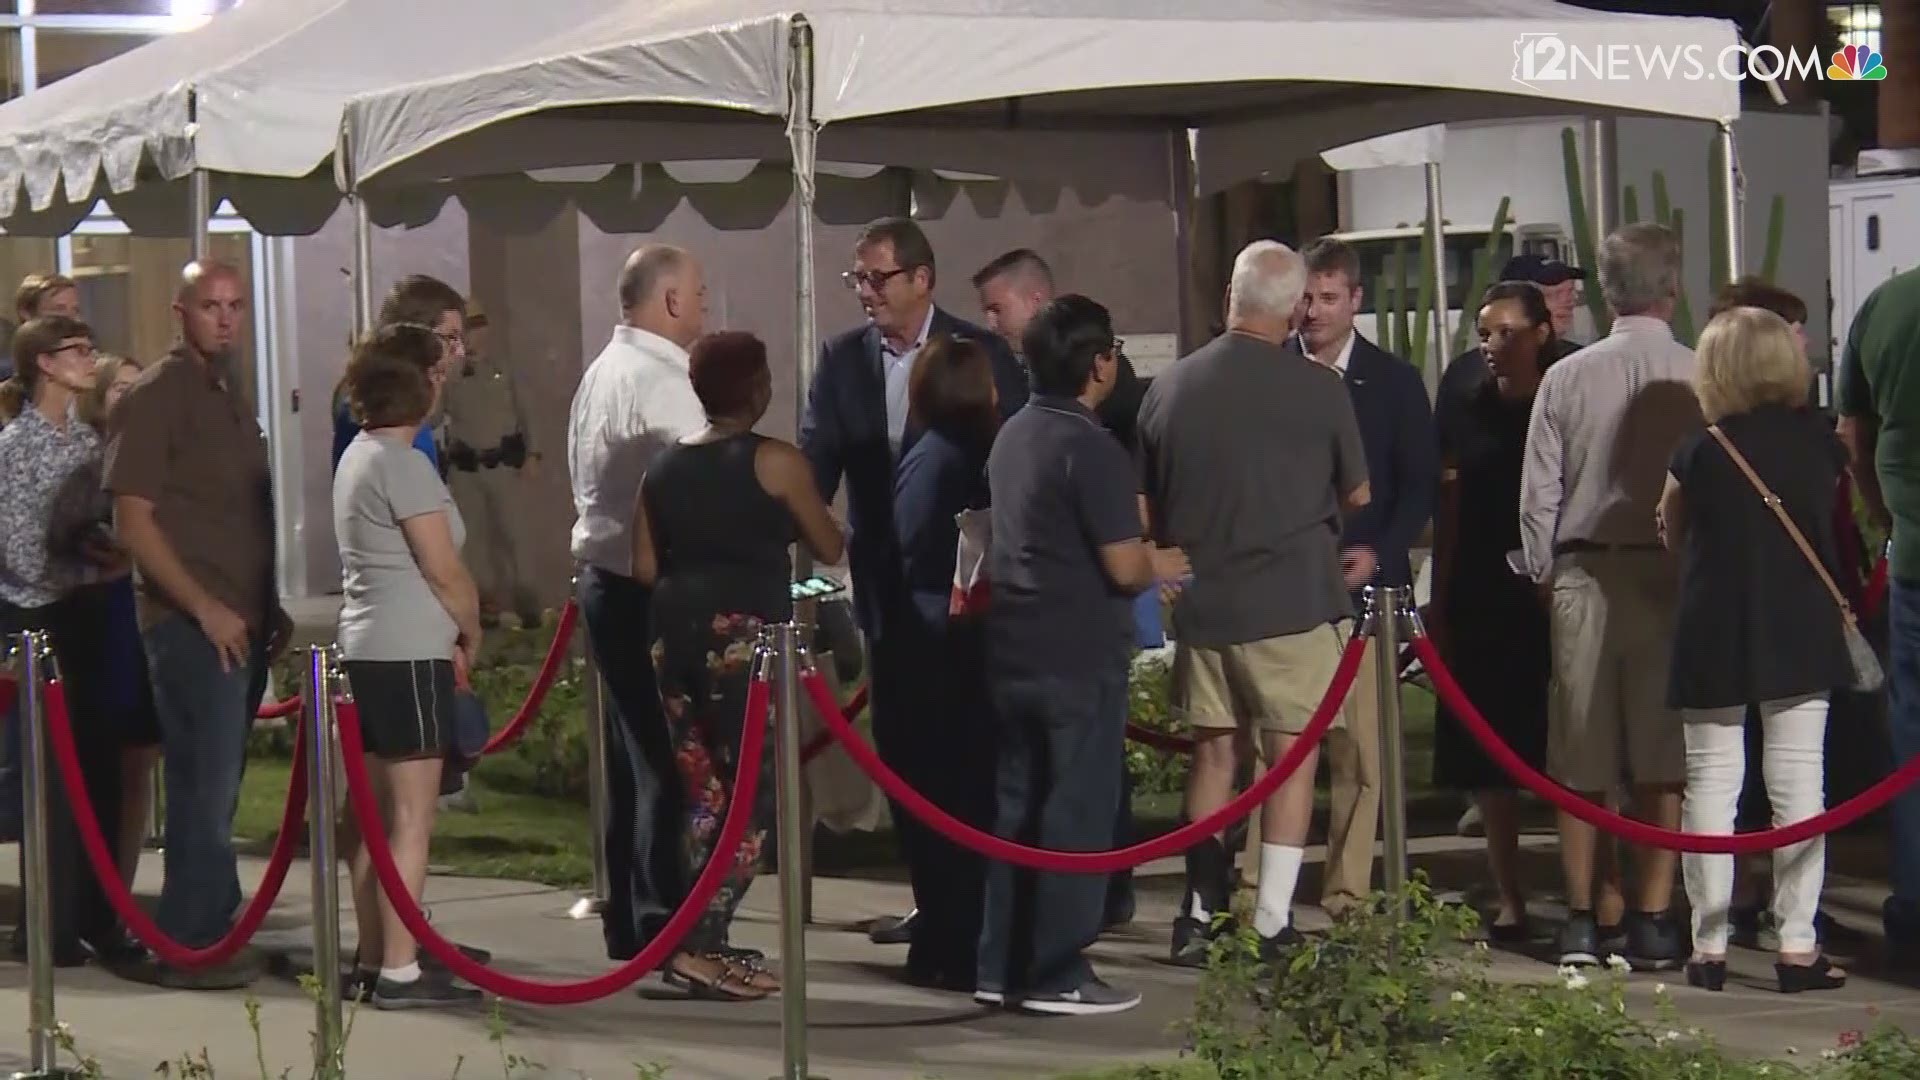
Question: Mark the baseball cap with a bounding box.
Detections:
[1499,254,1585,286]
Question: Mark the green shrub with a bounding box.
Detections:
[1175,875,1920,1080]
[1126,652,1189,796]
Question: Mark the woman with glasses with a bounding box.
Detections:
[0,317,147,969]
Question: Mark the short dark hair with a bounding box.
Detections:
[688,331,769,419]
[10,314,92,393]
[1480,280,1557,334]
[376,274,466,331]
[345,323,440,429]
[1708,275,1808,326]
[856,216,936,288]
[1023,294,1114,398]
[1301,237,1362,288]
[14,273,75,321]
[971,248,1053,291]
[909,336,999,448]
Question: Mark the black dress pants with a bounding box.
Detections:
[7,589,130,954]
[577,566,685,958]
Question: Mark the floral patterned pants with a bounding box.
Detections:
[650,610,776,954]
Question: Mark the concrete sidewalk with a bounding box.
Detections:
[0,839,1916,1078]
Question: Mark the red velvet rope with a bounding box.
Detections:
[334,676,769,1005]
[1410,635,1920,854]
[477,599,581,757]
[42,682,309,968]
[1125,722,1196,754]
[255,695,303,721]
[798,681,869,764]
[799,633,1367,874]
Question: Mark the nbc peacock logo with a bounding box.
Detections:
[1828,44,1888,81]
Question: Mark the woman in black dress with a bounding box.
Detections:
[632,331,845,1001]
[1658,306,1850,994]
[1429,282,1561,940]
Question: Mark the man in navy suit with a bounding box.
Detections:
[800,217,1027,949]
[1291,237,1437,918]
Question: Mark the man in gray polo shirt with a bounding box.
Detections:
[1139,240,1371,963]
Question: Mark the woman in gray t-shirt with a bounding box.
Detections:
[332,322,483,1009]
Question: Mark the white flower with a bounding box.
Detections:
[1562,971,1590,991]
[1654,982,1668,995]
[1667,1031,1682,1043]
[1557,963,1579,979]
[1450,991,1467,1004]
[1605,954,1632,973]
[1822,1049,1839,1061]
[1533,1027,1545,1038]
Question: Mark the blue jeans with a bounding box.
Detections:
[977,667,1127,996]
[1887,581,1920,936]
[144,613,267,948]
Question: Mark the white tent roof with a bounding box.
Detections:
[0,0,802,226]
[344,0,1742,196]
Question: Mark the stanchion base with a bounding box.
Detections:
[565,895,606,920]
[11,1068,92,1079]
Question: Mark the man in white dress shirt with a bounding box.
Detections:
[567,245,708,960]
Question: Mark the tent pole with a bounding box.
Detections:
[1715,119,1741,283]
[350,194,374,335]
[1421,162,1446,401]
[1167,129,1197,354]
[189,168,211,261]
[780,16,820,1080]
[1587,118,1616,244]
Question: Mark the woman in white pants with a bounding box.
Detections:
[1657,306,1852,994]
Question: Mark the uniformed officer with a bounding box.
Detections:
[440,306,542,627]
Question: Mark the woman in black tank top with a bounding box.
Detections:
[632,332,845,1001]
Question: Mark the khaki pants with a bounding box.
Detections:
[1232,635,1381,915]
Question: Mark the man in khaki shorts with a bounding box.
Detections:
[1138,240,1371,964]
[1519,222,1702,971]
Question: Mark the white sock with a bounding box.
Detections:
[1186,892,1211,923]
[1253,843,1305,938]
[380,962,421,984]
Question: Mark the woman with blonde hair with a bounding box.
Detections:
[1658,306,1851,994]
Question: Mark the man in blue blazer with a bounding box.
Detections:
[800,217,1026,951]
[1291,237,1437,918]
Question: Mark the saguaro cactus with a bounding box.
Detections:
[1451,196,1511,355]
[1560,127,1611,337]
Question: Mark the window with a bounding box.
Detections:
[67,231,257,409]
[1832,3,1882,55]
[1347,231,1519,315]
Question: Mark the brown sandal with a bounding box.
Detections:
[662,953,770,1001]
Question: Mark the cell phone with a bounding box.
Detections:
[789,574,847,601]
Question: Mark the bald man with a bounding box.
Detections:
[568,244,710,960]
[104,260,288,989]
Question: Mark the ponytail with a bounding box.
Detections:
[0,376,24,423]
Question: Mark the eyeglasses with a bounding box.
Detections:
[434,329,465,354]
[841,267,910,292]
[51,340,95,361]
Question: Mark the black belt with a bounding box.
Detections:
[1553,540,1663,556]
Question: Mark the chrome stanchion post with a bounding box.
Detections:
[769,623,819,1080]
[1372,586,1411,911]
[145,759,164,849]
[304,646,343,1074]
[570,629,610,921]
[15,630,81,1080]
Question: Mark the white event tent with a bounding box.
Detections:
[338,0,1742,417]
[0,0,927,245]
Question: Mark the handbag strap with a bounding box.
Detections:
[1706,424,1857,626]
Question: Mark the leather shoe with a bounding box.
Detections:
[869,909,918,945]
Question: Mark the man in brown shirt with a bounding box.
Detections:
[104,259,287,988]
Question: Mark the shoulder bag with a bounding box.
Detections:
[1707,424,1884,693]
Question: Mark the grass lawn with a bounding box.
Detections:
[232,757,598,888]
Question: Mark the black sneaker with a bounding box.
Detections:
[371,969,482,1010]
[1598,921,1628,957]
[1625,911,1684,972]
[1019,977,1141,1016]
[344,969,378,1003]
[1257,926,1306,963]
[1170,915,1235,968]
[1558,912,1600,967]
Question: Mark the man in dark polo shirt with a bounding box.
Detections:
[1837,264,1920,959]
[104,259,288,989]
[975,294,1186,1016]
